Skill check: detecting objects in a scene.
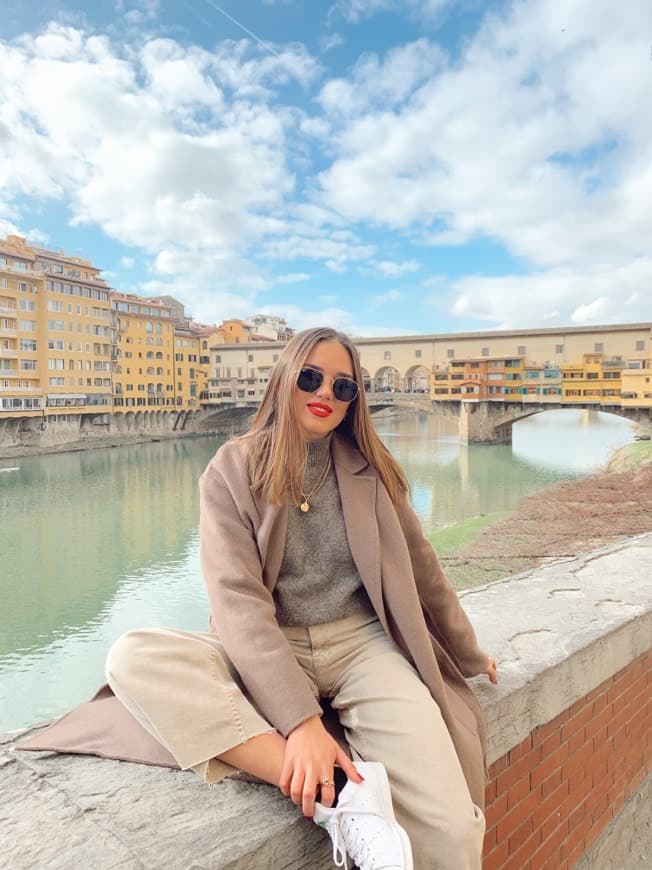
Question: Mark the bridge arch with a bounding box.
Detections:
[458,401,648,444]
[373,366,400,391]
[403,364,431,393]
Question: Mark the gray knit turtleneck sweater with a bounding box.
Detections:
[273,434,375,627]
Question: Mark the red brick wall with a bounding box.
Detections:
[483,649,651,869]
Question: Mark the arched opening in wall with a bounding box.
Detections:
[404,364,431,393]
[511,407,636,475]
[372,366,400,392]
[360,367,372,393]
[125,411,135,432]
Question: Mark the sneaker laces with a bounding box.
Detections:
[324,806,397,870]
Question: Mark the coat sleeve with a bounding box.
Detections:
[397,495,489,677]
[199,449,322,737]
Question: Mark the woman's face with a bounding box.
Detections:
[292,340,356,441]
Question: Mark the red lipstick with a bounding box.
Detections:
[307,402,332,418]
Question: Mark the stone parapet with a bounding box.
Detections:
[1,534,651,869]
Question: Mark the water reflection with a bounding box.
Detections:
[0,410,635,730]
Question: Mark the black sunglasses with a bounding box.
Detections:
[295,366,359,403]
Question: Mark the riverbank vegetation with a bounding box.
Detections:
[434,440,652,589]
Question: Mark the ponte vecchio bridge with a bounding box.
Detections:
[202,322,652,444]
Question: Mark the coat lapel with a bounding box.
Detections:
[331,435,389,634]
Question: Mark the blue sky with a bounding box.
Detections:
[1,0,651,335]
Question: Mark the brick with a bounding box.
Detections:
[591,690,610,715]
[530,821,567,868]
[483,838,509,870]
[541,768,563,798]
[591,804,614,840]
[590,793,609,823]
[531,742,570,788]
[489,753,510,778]
[606,703,631,739]
[568,800,587,830]
[560,703,594,741]
[483,826,497,854]
[533,709,570,746]
[585,703,614,740]
[496,789,541,842]
[484,777,497,806]
[564,773,592,812]
[504,829,542,870]
[509,734,534,762]
[563,810,592,856]
[540,729,562,757]
[567,727,587,756]
[569,695,589,718]
[496,746,542,793]
[485,793,508,832]
[562,741,593,786]
[507,774,531,810]
[532,779,569,829]
[509,817,533,853]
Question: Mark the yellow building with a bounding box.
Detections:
[0,237,44,417]
[173,325,202,409]
[217,319,255,344]
[562,353,623,404]
[111,292,175,408]
[0,235,113,420]
[620,362,652,408]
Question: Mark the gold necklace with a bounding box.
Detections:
[298,452,332,512]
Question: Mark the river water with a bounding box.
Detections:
[0,409,635,731]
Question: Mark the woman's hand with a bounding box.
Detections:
[279,715,363,818]
[485,655,498,684]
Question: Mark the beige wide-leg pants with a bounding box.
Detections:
[105,612,484,870]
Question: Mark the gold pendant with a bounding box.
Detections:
[300,501,310,512]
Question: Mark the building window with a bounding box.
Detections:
[273,354,279,362]
[594,342,604,352]
[517,345,526,356]
[636,340,645,351]
[482,347,490,357]
[248,354,253,362]
[384,351,391,360]
[555,344,563,354]
[415,350,422,359]
[447,349,455,359]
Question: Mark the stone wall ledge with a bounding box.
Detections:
[2,533,651,869]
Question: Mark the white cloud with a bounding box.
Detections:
[275,272,310,283]
[321,33,344,53]
[317,0,652,326]
[374,259,420,277]
[264,234,375,270]
[449,258,652,329]
[0,23,313,314]
[369,288,404,307]
[318,39,444,117]
[570,297,610,325]
[120,256,135,268]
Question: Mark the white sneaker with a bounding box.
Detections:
[313,761,413,870]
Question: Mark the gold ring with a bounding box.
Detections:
[320,778,335,788]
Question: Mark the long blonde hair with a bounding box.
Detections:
[241,327,409,507]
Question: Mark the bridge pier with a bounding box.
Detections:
[459,401,512,445]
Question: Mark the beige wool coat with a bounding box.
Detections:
[18,432,489,809]
[199,433,489,808]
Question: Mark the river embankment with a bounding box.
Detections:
[434,440,652,588]
[0,429,203,461]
